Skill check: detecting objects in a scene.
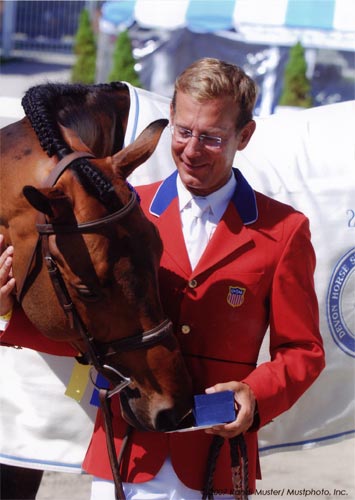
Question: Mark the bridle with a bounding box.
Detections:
[17,151,249,500]
[17,151,174,373]
[15,151,177,499]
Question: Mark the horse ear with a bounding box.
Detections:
[23,186,55,216]
[112,119,168,179]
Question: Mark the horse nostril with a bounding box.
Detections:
[176,410,195,430]
[155,407,195,432]
[155,409,181,432]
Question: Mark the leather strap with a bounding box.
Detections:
[99,389,132,500]
[43,151,95,188]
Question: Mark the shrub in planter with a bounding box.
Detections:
[278,41,312,108]
[108,29,142,87]
[71,9,96,84]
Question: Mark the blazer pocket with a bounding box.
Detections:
[214,271,264,287]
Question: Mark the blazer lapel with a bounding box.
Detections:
[148,169,258,276]
[156,198,192,276]
[149,171,191,275]
[194,169,258,274]
[194,202,254,274]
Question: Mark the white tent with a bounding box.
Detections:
[100,0,355,47]
[96,0,355,115]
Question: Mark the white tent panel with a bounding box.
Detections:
[134,0,189,30]
[333,0,355,31]
[232,0,288,27]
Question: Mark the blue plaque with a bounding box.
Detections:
[193,390,236,427]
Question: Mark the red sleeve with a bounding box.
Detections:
[242,217,325,428]
[0,303,77,356]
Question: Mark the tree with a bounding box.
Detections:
[278,41,313,108]
[108,29,142,87]
[71,9,96,84]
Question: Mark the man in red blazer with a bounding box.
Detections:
[1,58,325,499]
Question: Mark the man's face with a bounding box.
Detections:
[170,91,255,196]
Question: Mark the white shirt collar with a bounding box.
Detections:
[176,172,237,223]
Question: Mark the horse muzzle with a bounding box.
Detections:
[119,387,194,432]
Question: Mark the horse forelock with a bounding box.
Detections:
[58,90,126,157]
[21,82,129,159]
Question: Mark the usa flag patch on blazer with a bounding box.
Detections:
[227,286,246,307]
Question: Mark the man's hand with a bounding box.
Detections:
[204,381,256,438]
[0,235,15,316]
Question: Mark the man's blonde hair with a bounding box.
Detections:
[172,58,257,129]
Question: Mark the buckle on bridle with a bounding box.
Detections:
[103,364,132,398]
[90,365,132,399]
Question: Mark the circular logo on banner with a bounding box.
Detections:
[326,248,355,357]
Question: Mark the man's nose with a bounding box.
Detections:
[184,135,202,156]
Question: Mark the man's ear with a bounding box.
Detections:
[170,102,174,123]
[237,120,256,151]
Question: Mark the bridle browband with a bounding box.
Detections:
[36,191,137,235]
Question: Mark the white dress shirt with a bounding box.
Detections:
[177,172,237,267]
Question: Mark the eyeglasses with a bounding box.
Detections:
[170,125,225,149]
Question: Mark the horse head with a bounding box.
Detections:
[5,114,192,432]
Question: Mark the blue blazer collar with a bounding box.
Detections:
[149,169,258,225]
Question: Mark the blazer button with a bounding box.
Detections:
[188,279,198,288]
[181,324,191,335]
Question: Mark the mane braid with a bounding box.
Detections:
[71,158,121,212]
[21,81,127,158]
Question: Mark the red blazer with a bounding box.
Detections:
[83,169,325,492]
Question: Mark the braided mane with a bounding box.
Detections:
[21,81,129,209]
[21,81,128,158]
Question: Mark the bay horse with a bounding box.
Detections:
[0,82,193,498]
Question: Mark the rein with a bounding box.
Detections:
[203,435,249,500]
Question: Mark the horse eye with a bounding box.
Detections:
[74,285,101,302]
